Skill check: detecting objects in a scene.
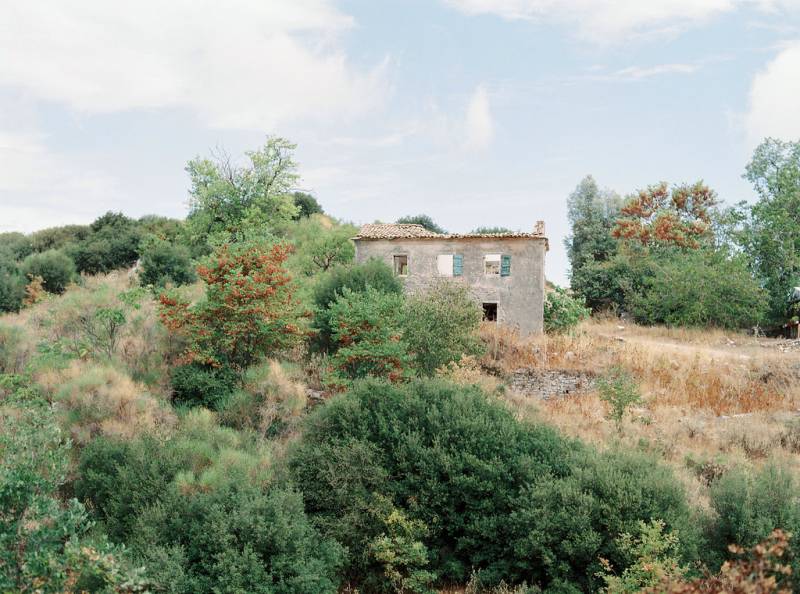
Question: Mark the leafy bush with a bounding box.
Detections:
[327,288,411,385]
[285,215,356,277]
[20,248,76,294]
[628,250,767,329]
[0,232,33,260]
[1,402,148,593]
[171,362,237,409]
[310,258,402,353]
[70,212,142,274]
[0,253,24,312]
[597,366,642,430]
[138,235,196,288]
[29,224,91,253]
[292,191,324,219]
[543,286,590,333]
[288,379,696,592]
[705,464,800,588]
[403,281,484,377]
[159,239,301,371]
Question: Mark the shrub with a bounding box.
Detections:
[70,212,142,274]
[292,191,324,219]
[310,259,402,353]
[544,286,590,334]
[705,464,800,587]
[327,288,412,385]
[288,379,696,592]
[218,359,307,436]
[20,248,76,294]
[628,250,768,329]
[138,235,196,288]
[0,253,24,312]
[403,281,484,377]
[159,239,301,371]
[597,366,642,430]
[171,362,237,409]
[285,215,356,277]
[1,402,148,593]
[0,232,33,260]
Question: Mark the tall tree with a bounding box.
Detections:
[185,137,300,249]
[565,176,622,309]
[741,138,800,324]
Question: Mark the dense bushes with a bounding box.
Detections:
[20,248,76,294]
[71,212,143,274]
[170,362,237,409]
[288,379,696,591]
[543,286,590,333]
[138,235,196,288]
[0,254,24,312]
[310,258,402,352]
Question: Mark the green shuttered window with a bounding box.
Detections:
[453,254,463,276]
[500,254,511,276]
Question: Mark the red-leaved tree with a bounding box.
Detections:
[159,240,301,372]
[612,181,718,249]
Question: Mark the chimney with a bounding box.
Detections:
[534,220,545,235]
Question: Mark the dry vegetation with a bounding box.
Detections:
[478,319,800,508]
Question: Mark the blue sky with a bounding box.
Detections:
[1,1,800,284]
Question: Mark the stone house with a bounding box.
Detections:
[352,221,548,334]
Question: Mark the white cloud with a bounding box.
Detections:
[744,41,800,145]
[0,0,386,129]
[445,0,800,41]
[612,63,701,79]
[464,85,494,150]
[0,129,120,232]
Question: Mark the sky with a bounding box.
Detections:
[1,1,800,284]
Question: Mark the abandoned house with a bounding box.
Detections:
[352,221,548,334]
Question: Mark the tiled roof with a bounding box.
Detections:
[353,223,547,242]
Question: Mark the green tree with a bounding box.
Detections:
[20,249,76,294]
[403,281,483,376]
[627,249,767,329]
[310,259,403,353]
[597,366,641,430]
[70,212,143,274]
[395,215,445,234]
[470,226,513,234]
[0,254,24,313]
[328,288,412,385]
[185,138,300,248]
[565,176,622,310]
[741,138,800,324]
[543,286,590,334]
[159,239,301,372]
[285,216,356,277]
[138,235,196,288]
[292,192,324,219]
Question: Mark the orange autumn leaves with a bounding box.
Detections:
[613,181,718,249]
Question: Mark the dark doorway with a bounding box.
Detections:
[482,303,498,322]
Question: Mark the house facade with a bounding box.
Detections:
[352,222,548,334]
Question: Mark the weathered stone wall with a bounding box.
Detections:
[509,368,596,399]
[354,236,547,334]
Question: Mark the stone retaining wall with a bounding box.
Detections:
[509,368,596,399]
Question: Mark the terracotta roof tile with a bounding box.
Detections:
[353,223,547,242]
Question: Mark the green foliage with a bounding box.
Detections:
[138,235,196,288]
[310,258,403,353]
[369,503,436,594]
[543,287,590,334]
[289,379,695,591]
[1,402,148,593]
[20,248,76,294]
[328,288,412,385]
[71,212,143,274]
[0,253,24,312]
[740,138,800,324]
[598,520,687,593]
[292,191,324,219]
[471,226,514,234]
[0,232,33,260]
[706,464,800,588]
[29,224,91,253]
[159,239,301,371]
[184,137,300,248]
[170,363,237,409]
[284,215,356,277]
[565,176,622,309]
[597,367,641,430]
[402,281,483,376]
[395,214,445,234]
[626,249,767,329]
